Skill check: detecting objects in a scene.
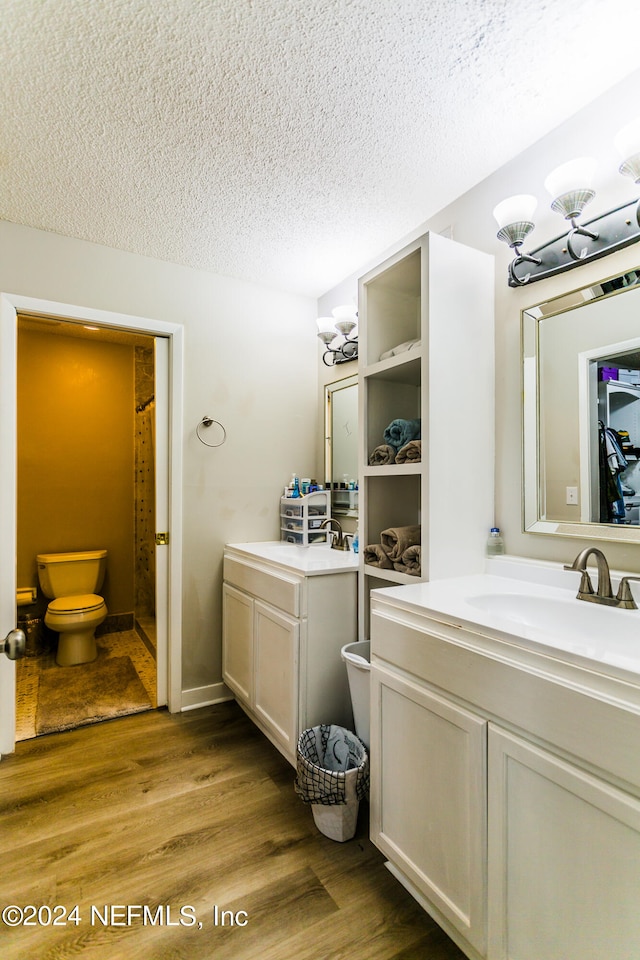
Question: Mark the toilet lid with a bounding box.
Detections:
[48,594,105,614]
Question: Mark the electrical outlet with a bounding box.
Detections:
[566,486,579,505]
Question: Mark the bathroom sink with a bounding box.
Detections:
[370,564,640,681]
[225,541,359,575]
[465,591,640,663]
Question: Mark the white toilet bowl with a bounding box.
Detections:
[37,550,108,667]
[44,594,107,666]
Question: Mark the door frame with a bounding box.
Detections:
[0,292,184,755]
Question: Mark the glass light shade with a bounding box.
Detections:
[316,316,336,335]
[334,319,357,337]
[614,118,640,160]
[317,316,338,346]
[493,194,537,229]
[331,304,358,321]
[544,157,597,199]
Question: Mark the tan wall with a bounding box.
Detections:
[17,327,135,614]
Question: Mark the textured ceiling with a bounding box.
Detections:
[3,0,640,298]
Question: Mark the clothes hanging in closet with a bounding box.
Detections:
[598,422,628,523]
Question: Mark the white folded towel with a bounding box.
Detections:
[379,338,421,361]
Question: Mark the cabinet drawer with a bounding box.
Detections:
[223,557,300,617]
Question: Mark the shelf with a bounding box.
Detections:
[362,564,421,585]
[363,462,422,477]
[357,231,494,642]
[364,351,422,384]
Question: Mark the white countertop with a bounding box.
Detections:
[225,541,359,576]
[371,555,640,689]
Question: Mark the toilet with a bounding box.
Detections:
[37,550,108,666]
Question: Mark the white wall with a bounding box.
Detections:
[0,222,319,696]
[318,68,640,575]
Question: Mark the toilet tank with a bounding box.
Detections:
[37,550,107,599]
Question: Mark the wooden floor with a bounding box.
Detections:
[0,702,466,960]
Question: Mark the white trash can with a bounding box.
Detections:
[341,641,370,748]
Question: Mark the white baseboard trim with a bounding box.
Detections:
[180,682,234,712]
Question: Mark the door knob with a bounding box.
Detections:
[2,628,26,660]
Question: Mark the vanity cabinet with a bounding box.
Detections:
[488,725,640,960]
[357,232,494,639]
[222,543,357,765]
[369,589,640,960]
[370,662,487,955]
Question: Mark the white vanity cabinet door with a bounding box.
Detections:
[223,547,356,767]
[370,662,488,956]
[253,599,299,760]
[488,725,640,960]
[221,582,253,705]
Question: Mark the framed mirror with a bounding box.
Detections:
[523,266,640,543]
[324,374,358,518]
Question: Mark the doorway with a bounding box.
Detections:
[0,293,184,758]
[15,317,159,739]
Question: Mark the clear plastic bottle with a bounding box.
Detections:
[486,527,505,556]
[352,525,359,554]
[290,474,301,499]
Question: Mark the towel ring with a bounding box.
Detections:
[196,416,227,448]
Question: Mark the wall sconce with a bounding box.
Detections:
[494,120,640,287]
[316,305,358,366]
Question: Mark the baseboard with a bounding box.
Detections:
[180,682,234,711]
[97,612,134,636]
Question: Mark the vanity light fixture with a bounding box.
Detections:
[316,305,358,366]
[494,122,640,287]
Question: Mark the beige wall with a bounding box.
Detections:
[318,68,640,575]
[17,327,135,614]
[0,223,318,694]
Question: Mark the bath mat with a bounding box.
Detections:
[36,655,152,736]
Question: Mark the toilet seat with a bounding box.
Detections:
[47,594,105,614]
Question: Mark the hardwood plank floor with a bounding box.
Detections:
[0,702,467,960]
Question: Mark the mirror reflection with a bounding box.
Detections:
[523,268,640,543]
[325,374,358,518]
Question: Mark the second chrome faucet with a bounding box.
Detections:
[320,517,351,551]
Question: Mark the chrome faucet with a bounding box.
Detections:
[564,547,639,609]
[320,517,350,551]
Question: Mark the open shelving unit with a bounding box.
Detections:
[357,231,495,639]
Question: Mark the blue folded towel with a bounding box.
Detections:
[383,418,421,451]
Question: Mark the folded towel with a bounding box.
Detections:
[395,439,422,463]
[393,544,421,576]
[379,338,421,361]
[383,418,421,451]
[363,544,393,568]
[368,444,396,466]
[380,525,421,562]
